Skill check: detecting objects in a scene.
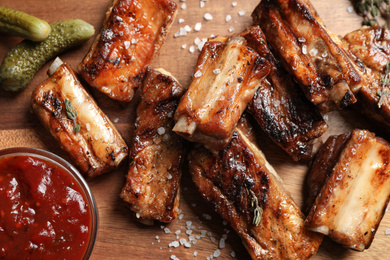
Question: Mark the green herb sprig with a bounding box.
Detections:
[354,0,390,27]
[377,60,390,108]
[248,189,263,226]
[64,98,81,134]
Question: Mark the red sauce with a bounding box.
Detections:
[0,155,92,260]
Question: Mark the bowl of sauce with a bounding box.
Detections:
[0,147,97,260]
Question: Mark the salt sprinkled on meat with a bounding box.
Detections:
[124,41,130,49]
[298,37,306,43]
[194,70,202,78]
[309,48,318,57]
[157,127,166,135]
[213,69,221,75]
[302,45,307,55]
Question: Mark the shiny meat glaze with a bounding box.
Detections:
[31,62,128,178]
[306,129,390,251]
[241,27,328,161]
[78,0,177,102]
[173,35,270,151]
[188,118,322,259]
[304,133,350,214]
[120,67,186,224]
[252,0,367,112]
[343,25,390,128]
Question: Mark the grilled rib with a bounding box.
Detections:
[240,27,328,161]
[252,0,367,112]
[303,133,350,214]
[188,116,322,259]
[305,129,390,251]
[120,67,186,224]
[173,31,271,150]
[343,25,390,128]
[78,0,177,102]
[31,58,128,178]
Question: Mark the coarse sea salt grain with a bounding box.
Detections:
[164,227,171,234]
[219,238,226,249]
[238,10,246,16]
[178,18,185,23]
[181,44,187,49]
[184,25,192,32]
[157,127,165,135]
[225,14,232,22]
[213,249,221,257]
[232,1,237,7]
[228,26,234,32]
[213,68,221,74]
[124,41,130,49]
[194,22,202,31]
[181,3,187,9]
[347,6,354,13]
[204,13,213,21]
[189,45,196,53]
[230,251,236,257]
[194,70,202,78]
[200,1,205,8]
[386,229,390,235]
[193,251,198,257]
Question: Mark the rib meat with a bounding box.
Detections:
[78,0,177,102]
[343,25,390,129]
[31,58,128,178]
[188,116,322,259]
[120,67,186,224]
[252,0,368,112]
[306,129,390,251]
[241,27,328,161]
[173,31,271,150]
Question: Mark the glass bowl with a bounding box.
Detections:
[0,147,98,259]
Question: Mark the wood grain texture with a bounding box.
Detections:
[0,0,389,259]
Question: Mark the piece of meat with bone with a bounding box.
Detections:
[343,25,390,129]
[252,0,368,112]
[188,115,323,259]
[31,58,128,178]
[78,0,177,102]
[305,129,390,251]
[173,29,271,151]
[120,67,186,224]
[303,132,350,214]
[240,27,328,161]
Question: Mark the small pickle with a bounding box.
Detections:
[0,19,94,92]
[0,6,51,42]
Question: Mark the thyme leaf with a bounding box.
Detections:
[378,60,390,108]
[248,189,263,226]
[64,98,80,134]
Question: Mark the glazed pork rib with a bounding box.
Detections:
[78,0,177,102]
[306,129,390,251]
[188,116,323,259]
[252,0,367,112]
[343,25,390,129]
[241,27,328,161]
[120,67,186,224]
[31,58,128,178]
[173,30,271,150]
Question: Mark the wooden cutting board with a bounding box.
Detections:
[0,0,389,259]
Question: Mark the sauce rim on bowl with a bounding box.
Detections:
[0,147,98,260]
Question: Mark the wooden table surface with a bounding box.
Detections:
[1,0,390,259]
